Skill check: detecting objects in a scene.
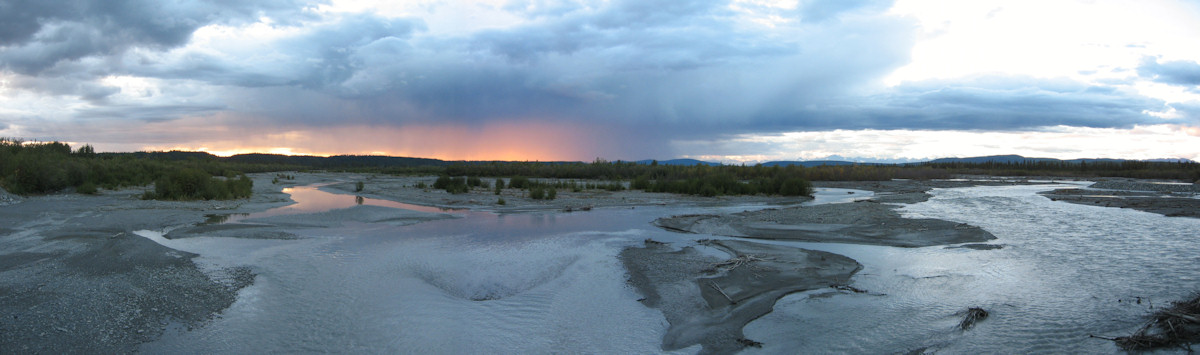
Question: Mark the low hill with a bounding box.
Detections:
[634,159,722,166]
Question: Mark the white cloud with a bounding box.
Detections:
[886,0,1200,88]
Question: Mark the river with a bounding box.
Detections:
[137,184,1199,353]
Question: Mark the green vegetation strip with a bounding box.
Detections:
[5,139,1197,200]
[1,139,259,200]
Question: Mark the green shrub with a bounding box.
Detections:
[530,186,545,200]
[77,181,98,195]
[631,175,651,190]
[152,169,253,200]
[434,175,469,194]
[547,188,557,200]
[494,178,505,189]
[509,176,530,189]
[415,181,428,189]
[779,178,812,197]
[355,181,364,192]
[497,197,506,205]
[228,175,253,198]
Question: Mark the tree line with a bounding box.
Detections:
[0,139,258,200]
[4,139,1196,199]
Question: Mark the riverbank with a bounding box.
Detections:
[621,239,861,353]
[653,201,997,247]
[650,179,1030,248]
[0,174,294,353]
[1040,179,1200,218]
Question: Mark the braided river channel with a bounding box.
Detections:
[136,183,1199,353]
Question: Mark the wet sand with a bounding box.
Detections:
[0,175,291,353]
[622,178,1022,352]
[652,179,1013,247]
[654,201,996,247]
[621,239,860,354]
[1040,180,1200,218]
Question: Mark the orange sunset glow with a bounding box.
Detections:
[136,121,603,161]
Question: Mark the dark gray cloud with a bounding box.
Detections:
[3,72,120,102]
[74,103,226,122]
[131,13,426,90]
[0,0,323,74]
[249,0,919,132]
[1138,56,1200,86]
[0,0,1188,159]
[157,0,1170,139]
[649,75,1165,139]
[867,76,1164,130]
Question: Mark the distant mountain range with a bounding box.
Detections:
[635,155,1196,167]
[633,159,722,166]
[760,160,885,167]
[923,155,1196,165]
[114,151,1195,168]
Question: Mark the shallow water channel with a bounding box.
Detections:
[137,184,1199,353]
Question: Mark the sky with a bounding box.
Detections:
[1,0,1199,163]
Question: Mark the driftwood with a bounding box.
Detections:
[711,255,765,271]
[736,338,763,348]
[959,307,989,330]
[709,281,736,305]
[562,205,593,212]
[831,284,868,293]
[1104,293,1200,351]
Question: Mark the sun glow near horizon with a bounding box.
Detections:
[124,121,605,162]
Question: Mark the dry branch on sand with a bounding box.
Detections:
[831,284,869,294]
[711,255,766,271]
[702,254,769,274]
[1103,293,1200,351]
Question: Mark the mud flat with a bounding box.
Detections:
[654,199,996,247]
[1041,180,1200,218]
[0,176,291,353]
[621,239,860,354]
[649,177,1092,247]
[625,178,1025,352]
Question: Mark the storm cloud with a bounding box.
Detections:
[0,0,322,74]
[2,0,1198,160]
